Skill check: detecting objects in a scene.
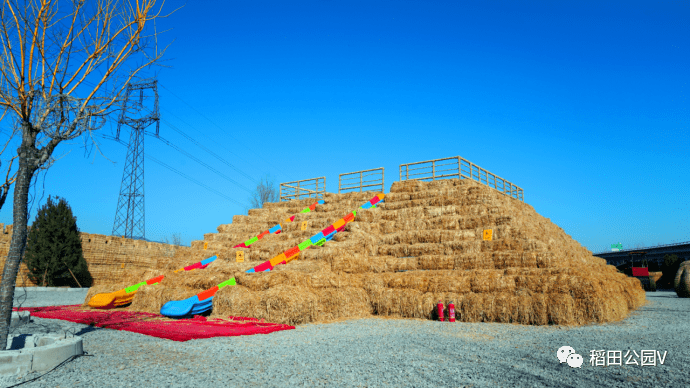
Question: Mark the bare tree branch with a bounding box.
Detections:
[249,175,279,210]
[0,0,176,351]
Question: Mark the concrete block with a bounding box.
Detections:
[31,337,83,372]
[0,334,82,376]
[0,353,33,376]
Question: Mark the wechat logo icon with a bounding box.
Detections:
[557,346,583,368]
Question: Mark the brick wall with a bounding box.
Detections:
[0,224,202,287]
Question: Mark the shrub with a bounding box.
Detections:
[23,195,93,287]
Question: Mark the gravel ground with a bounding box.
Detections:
[1,287,689,388]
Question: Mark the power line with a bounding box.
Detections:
[158,113,260,186]
[131,101,262,188]
[103,135,251,209]
[152,134,254,194]
[145,153,250,209]
[158,82,291,180]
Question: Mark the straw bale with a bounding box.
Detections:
[458,292,487,322]
[314,287,372,322]
[383,256,418,272]
[406,187,465,202]
[309,272,364,289]
[380,231,473,245]
[369,287,426,317]
[128,282,200,314]
[469,270,515,293]
[446,240,482,255]
[330,253,387,273]
[273,259,327,273]
[376,243,447,257]
[492,251,523,269]
[360,273,386,293]
[212,284,318,325]
[480,238,524,252]
[454,253,492,270]
[426,204,459,217]
[68,177,651,326]
[383,192,410,202]
[236,271,313,291]
[211,285,263,318]
[535,252,555,268]
[512,288,548,325]
[416,255,454,270]
[353,208,379,223]
[674,261,690,298]
[331,231,352,242]
[425,273,472,294]
[545,293,576,325]
[380,271,431,291]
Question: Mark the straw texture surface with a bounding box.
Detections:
[82,179,645,325]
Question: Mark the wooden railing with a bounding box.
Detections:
[339,167,384,194]
[400,156,524,201]
[279,176,326,201]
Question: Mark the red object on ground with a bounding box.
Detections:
[233,243,248,248]
[632,267,650,277]
[448,301,455,322]
[321,225,336,236]
[13,305,294,342]
[437,300,444,322]
[343,213,355,223]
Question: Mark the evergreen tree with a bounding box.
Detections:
[23,196,93,287]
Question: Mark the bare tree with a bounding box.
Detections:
[0,0,175,349]
[162,232,182,257]
[249,175,278,210]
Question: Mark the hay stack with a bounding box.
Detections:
[84,178,646,326]
[674,261,690,298]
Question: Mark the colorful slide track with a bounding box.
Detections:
[87,200,324,309]
[159,194,385,318]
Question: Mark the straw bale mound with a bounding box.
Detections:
[674,261,690,298]
[83,178,646,326]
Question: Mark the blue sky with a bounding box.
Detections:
[0,1,687,253]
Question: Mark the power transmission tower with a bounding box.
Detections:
[111,80,160,240]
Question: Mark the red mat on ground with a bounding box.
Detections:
[13,305,294,342]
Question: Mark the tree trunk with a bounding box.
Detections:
[0,145,38,350]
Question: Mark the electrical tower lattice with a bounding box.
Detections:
[112,80,160,240]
